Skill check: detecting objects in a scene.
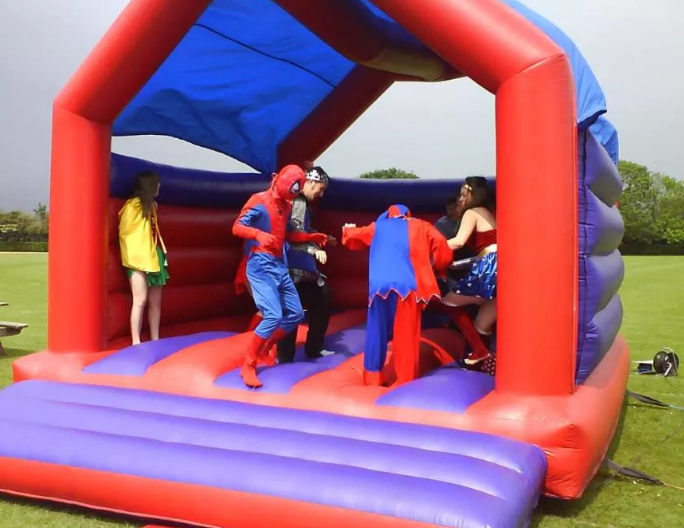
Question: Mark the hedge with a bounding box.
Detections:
[0,241,48,252]
[619,243,684,256]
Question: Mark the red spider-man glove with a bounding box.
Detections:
[287,231,328,247]
[233,221,279,251]
[307,232,329,247]
[256,231,279,251]
[232,222,259,240]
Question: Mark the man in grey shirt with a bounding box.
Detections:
[278,166,337,363]
[434,195,462,240]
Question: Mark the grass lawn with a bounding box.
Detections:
[0,253,683,528]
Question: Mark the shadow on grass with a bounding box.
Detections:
[0,347,34,360]
[0,493,199,528]
[529,396,630,527]
[0,348,35,388]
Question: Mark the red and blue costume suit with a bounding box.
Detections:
[342,205,453,386]
[232,165,327,388]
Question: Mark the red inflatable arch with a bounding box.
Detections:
[49,0,576,395]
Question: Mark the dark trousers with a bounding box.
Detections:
[277,279,332,363]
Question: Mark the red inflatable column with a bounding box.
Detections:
[495,57,577,395]
[47,109,111,352]
[47,0,213,352]
[370,0,577,395]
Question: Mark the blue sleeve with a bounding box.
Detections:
[239,207,263,226]
[236,196,265,227]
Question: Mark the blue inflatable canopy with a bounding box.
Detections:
[113,0,619,173]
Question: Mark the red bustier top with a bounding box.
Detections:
[467,229,497,254]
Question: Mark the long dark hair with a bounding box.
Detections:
[462,176,495,213]
[132,171,160,219]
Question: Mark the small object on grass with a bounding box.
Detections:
[634,348,679,377]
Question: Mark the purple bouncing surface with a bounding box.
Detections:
[377,365,495,413]
[215,325,366,393]
[83,331,234,375]
[0,380,546,528]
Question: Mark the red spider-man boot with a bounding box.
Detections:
[448,307,491,365]
[259,327,290,366]
[240,334,268,388]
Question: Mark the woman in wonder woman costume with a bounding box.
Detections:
[443,177,498,372]
[118,171,169,346]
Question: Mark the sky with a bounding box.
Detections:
[1,0,682,212]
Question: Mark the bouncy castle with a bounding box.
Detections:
[0,1,627,527]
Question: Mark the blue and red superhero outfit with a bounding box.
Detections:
[342,205,453,386]
[450,229,498,299]
[232,165,328,388]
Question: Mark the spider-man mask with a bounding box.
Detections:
[272,165,306,201]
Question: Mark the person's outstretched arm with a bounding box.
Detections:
[285,196,329,248]
[425,222,454,275]
[342,223,375,251]
[447,210,477,250]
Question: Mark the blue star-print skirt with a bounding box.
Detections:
[450,252,497,299]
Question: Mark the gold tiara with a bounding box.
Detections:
[464,184,473,191]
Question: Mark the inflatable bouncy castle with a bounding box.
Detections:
[0,1,627,527]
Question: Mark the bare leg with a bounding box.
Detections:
[129,272,148,345]
[147,286,163,340]
[474,298,497,334]
[475,299,498,376]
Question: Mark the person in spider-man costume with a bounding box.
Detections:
[342,204,453,386]
[232,165,328,388]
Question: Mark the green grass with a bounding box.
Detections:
[0,253,683,528]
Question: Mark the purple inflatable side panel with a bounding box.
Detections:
[576,131,625,384]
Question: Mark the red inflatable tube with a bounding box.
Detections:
[278,66,395,168]
[270,0,458,81]
[0,458,434,528]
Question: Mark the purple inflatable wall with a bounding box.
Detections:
[576,131,625,384]
[109,153,476,212]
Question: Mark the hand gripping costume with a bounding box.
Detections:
[232,165,328,388]
[342,205,453,386]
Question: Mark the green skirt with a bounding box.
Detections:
[125,247,170,287]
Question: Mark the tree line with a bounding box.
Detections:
[0,203,48,242]
[618,161,684,253]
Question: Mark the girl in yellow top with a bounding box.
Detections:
[118,171,169,345]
